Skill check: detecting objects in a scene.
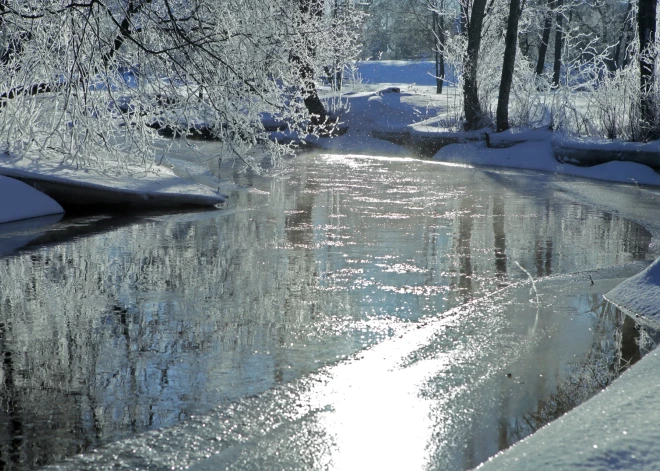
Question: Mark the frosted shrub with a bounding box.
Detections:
[510,56,552,128]
[476,20,508,127]
[437,34,466,130]
[585,66,638,140]
[342,62,367,93]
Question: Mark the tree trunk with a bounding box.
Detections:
[462,0,489,130]
[552,0,563,88]
[433,6,446,94]
[610,1,633,71]
[496,0,522,132]
[638,0,657,138]
[535,0,553,75]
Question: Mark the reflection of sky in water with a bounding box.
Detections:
[0,152,657,470]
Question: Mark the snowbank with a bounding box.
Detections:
[329,61,660,189]
[553,134,660,170]
[606,258,660,330]
[477,348,660,471]
[0,151,226,210]
[432,134,660,188]
[308,87,445,155]
[0,175,64,224]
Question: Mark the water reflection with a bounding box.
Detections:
[0,152,657,470]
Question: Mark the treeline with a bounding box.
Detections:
[361,0,659,141]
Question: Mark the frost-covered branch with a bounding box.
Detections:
[0,0,364,172]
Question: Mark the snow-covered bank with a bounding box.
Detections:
[477,346,660,471]
[0,151,226,214]
[308,87,445,155]
[431,133,660,188]
[0,175,64,224]
[606,258,660,331]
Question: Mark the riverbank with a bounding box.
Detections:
[0,149,226,224]
[0,175,64,223]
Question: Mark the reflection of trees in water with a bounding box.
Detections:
[492,194,508,286]
[417,285,656,471]
[442,191,651,309]
[509,302,654,443]
[0,194,356,469]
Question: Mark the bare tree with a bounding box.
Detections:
[535,0,553,75]
[431,0,446,94]
[552,0,564,88]
[638,0,658,138]
[462,0,489,129]
[496,0,523,131]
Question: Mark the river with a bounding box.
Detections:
[0,151,659,470]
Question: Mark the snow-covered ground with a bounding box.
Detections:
[318,61,660,188]
[432,133,660,187]
[0,148,226,226]
[0,175,64,224]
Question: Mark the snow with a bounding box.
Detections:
[606,258,660,330]
[0,175,64,224]
[432,135,660,187]
[352,60,458,88]
[308,87,448,155]
[316,61,660,190]
[0,148,225,223]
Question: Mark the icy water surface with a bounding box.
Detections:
[0,152,658,470]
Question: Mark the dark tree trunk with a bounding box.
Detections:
[552,0,563,88]
[433,5,446,94]
[496,0,523,132]
[462,0,489,129]
[610,1,633,71]
[535,0,553,75]
[638,0,657,137]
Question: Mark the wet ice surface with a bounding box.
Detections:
[1,152,659,470]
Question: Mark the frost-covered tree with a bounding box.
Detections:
[638,0,658,137]
[431,0,447,94]
[0,0,363,171]
[360,0,438,60]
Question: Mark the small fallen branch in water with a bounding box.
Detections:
[515,261,540,307]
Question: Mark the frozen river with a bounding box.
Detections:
[1,152,659,470]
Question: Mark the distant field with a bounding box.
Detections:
[349,60,458,88]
